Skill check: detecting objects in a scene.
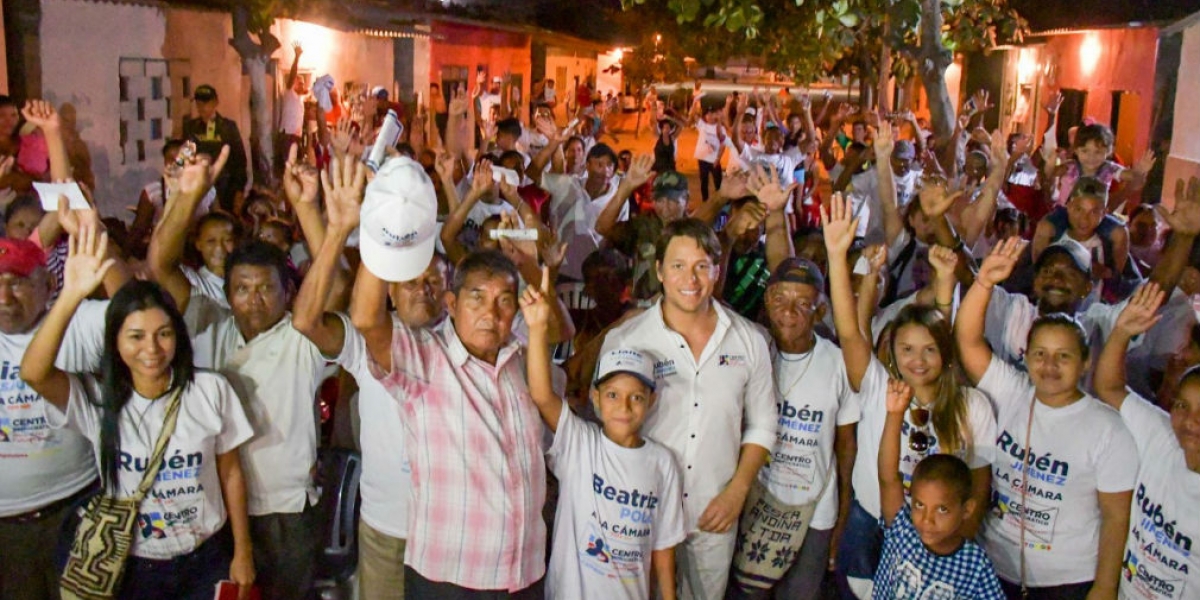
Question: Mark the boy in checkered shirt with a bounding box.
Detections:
[874,379,1004,599]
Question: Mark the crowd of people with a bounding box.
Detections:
[0,54,1198,600]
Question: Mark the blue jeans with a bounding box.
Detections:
[119,527,231,600]
[834,499,882,599]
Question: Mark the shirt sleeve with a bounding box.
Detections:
[1119,392,1175,460]
[210,375,255,454]
[835,359,862,426]
[857,357,891,418]
[51,374,103,443]
[973,553,1007,600]
[964,389,998,469]
[546,399,586,478]
[654,450,687,550]
[976,356,1033,413]
[983,286,1015,361]
[366,321,424,404]
[1094,412,1139,493]
[740,330,778,452]
[58,300,109,373]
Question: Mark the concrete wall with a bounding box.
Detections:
[163,7,245,142]
[1164,16,1200,207]
[40,0,167,215]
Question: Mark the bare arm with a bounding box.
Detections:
[956,238,1025,383]
[440,162,492,265]
[518,267,564,430]
[1094,283,1165,410]
[217,450,255,594]
[1148,177,1200,297]
[873,127,902,246]
[349,262,394,374]
[878,380,912,525]
[829,423,857,568]
[596,154,653,239]
[823,194,872,390]
[1092,491,1133,600]
[651,548,677,600]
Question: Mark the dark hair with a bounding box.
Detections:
[586,142,617,165]
[0,95,15,109]
[888,305,972,459]
[497,150,525,172]
[161,138,185,159]
[582,248,631,281]
[1181,364,1200,391]
[1027,313,1091,361]
[1074,123,1114,150]
[451,249,519,294]
[395,143,416,158]
[224,240,293,298]
[496,118,522,138]
[655,218,722,263]
[96,280,195,493]
[5,194,43,224]
[259,217,295,246]
[565,136,586,152]
[1068,176,1108,204]
[912,454,973,504]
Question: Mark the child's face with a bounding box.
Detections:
[1075,140,1110,174]
[591,374,654,444]
[1067,194,1104,239]
[909,479,972,554]
[1171,379,1200,473]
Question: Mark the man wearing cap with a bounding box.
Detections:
[347,154,560,597]
[599,218,777,599]
[725,258,858,600]
[290,155,451,600]
[0,236,122,598]
[182,84,248,212]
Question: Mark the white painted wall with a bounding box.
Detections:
[40,0,167,215]
[273,19,395,98]
[1172,18,1200,163]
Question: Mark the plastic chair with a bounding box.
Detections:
[313,448,362,600]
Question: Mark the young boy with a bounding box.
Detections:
[521,269,685,600]
[875,379,1005,599]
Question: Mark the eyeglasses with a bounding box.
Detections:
[909,406,931,454]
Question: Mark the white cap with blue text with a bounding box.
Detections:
[359,155,438,282]
[593,348,656,391]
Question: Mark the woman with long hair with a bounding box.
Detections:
[822,194,996,597]
[20,227,255,600]
[956,237,1137,599]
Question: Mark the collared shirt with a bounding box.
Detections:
[599,299,777,532]
[369,318,548,592]
[191,311,339,516]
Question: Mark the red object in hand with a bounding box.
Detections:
[215,581,261,600]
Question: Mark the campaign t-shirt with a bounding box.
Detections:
[1118,392,1200,600]
[977,356,1138,586]
[759,338,860,529]
[0,301,107,517]
[852,358,996,519]
[546,402,685,600]
[693,121,723,164]
[53,371,253,559]
[873,505,1005,600]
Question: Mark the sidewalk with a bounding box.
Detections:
[602,110,708,212]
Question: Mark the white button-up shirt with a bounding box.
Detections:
[600,299,777,532]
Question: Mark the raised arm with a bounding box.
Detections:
[747,163,798,271]
[293,156,367,356]
[1094,283,1166,410]
[350,262,394,373]
[281,144,325,252]
[879,379,914,525]
[956,237,1025,383]
[439,161,492,265]
[822,193,872,390]
[1148,176,1200,297]
[873,126,902,246]
[22,101,71,245]
[958,131,1009,248]
[20,226,116,411]
[56,197,131,297]
[518,265,565,430]
[924,245,959,322]
[596,154,654,239]
[148,145,230,312]
[730,94,749,155]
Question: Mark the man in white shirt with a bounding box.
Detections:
[693,103,727,202]
[600,219,777,599]
[543,143,624,280]
[275,44,305,180]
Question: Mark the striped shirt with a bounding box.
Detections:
[369,318,549,592]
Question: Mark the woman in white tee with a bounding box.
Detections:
[1094,284,1200,600]
[20,229,255,600]
[823,196,996,597]
[957,237,1137,600]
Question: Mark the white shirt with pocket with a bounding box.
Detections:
[976,356,1138,587]
[52,371,253,560]
[759,337,860,529]
[545,402,686,600]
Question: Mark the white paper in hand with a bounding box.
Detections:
[33,182,90,210]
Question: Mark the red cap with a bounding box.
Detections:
[0,238,47,277]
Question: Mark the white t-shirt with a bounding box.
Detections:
[758,338,860,530]
[1117,392,1200,600]
[0,302,107,517]
[279,89,305,136]
[181,265,228,337]
[543,173,625,280]
[977,356,1138,587]
[851,358,996,519]
[338,318,411,538]
[545,402,686,600]
[52,371,253,560]
[192,312,342,515]
[693,121,724,164]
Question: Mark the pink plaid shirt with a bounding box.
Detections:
[369,318,547,591]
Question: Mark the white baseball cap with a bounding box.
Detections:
[359,156,438,282]
[594,348,656,391]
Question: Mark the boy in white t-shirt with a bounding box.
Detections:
[875,379,1005,600]
[1094,284,1200,600]
[521,270,685,600]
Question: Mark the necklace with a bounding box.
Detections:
[775,347,816,401]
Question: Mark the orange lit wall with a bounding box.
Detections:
[1046,28,1158,161]
[429,21,531,106]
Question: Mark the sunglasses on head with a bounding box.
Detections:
[909,406,931,454]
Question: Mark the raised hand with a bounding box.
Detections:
[885,379,914,414]
[434,151,457,184]
[989,129,1010,168]
[928,245,959,279]
[918,180,962,219]
[283,144,320,207]
[726,201,766,240]
[977,236,1027,288]
[61,224,115,301]
[0,156,12,179]
[873,122,894,158]
[747,163,796,213]
[21,100,61,133]
[864,244,889,276]
[448,87,468,116]
[820,192,859,256]
[537,228,568,270]
[717,170,749,200]
[331,117,355,157]
[56,194,100,239]
[519,265,555,332]
[1045,92,1064,116]
[320,155,367,232]
[1158,176,1200,237]
[470,160,495,198]
[1115,282,1166,338]
[176,144,230,201]
[1133,149,1156,177]
[624,154,656,189]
